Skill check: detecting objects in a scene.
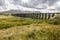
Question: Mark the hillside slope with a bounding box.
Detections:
[0,15,60,40]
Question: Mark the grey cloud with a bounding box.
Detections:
[47,0,59,6]
[0,0,5,6]
[0,0,60,12]
[19,0,47,8]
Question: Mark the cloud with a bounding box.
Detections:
[21,0,29,3]
[0,0,60,13]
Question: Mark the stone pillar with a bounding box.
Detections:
[42,14,44,20]
[45,13,47,20]
[39,14,42,19]
[52,13,55,17]
[48,13,50,19]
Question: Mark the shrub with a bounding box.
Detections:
[48,19,60,25]
[48,14,60,25]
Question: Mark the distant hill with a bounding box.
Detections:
[0,10,41,14]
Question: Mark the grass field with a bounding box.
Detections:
[0,15,60,40]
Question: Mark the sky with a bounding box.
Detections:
[0,0,60,13]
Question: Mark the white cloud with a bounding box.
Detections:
[21,0,30,3]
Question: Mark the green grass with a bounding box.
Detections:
[48,19,60,25]
[0,15,60,40]
[25,27,60,40]
[0,15,43,29]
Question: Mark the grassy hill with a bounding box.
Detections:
[0,15,60,40]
